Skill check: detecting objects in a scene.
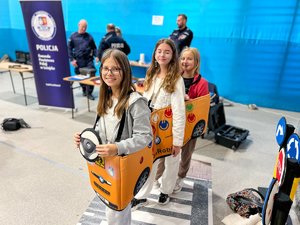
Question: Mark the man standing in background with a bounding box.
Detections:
[169,14,193,55]
[68,19,97,100]
[96,23,131,62]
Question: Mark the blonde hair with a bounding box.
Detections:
[144,38,180,93]
[97,49,135,118]
[115,27,122,36]
[180,47,201,75]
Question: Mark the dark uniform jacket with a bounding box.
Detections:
[169,27,193,54]
[67,32,97,72]
[97,31,131,60]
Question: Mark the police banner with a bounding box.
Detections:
[20,0,74,108]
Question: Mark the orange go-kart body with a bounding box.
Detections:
[151,94,210,161]
[86,94,210,210]
[87,144,153,211]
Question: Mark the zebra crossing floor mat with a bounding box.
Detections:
[77,176,212,225]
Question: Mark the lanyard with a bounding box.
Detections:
[149,77,163,109]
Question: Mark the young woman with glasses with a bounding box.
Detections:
[74,49,152,225]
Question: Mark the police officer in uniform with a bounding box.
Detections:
[169,14,193,55]
[96,24,130,61]
[68,19,97,100]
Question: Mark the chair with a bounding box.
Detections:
[201,82,221,138]
[208,82,219,105]
[15,51,27,64]
[25,52,32,65]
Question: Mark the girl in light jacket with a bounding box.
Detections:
[74,49,152,225]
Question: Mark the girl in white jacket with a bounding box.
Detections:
[132,38,185,207]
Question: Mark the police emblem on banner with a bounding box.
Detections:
[31,10,57,41]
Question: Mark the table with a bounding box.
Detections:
[129,60,150,68]
[129,61,150,78]
[63,75,92,118]
[79,76,144,92]
[0,61,33,105]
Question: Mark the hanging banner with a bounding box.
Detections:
[19,0,74,108]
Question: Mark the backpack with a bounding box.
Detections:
[1,118,30,131]
[226,188,264,218]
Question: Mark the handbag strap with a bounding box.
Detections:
[235,195,264,208]
[115,110,126,142]
[93,111,126,143]
[93,115,100,129]
[185,74,202,94]
[149,77,164,108]
[191,74,202,86]
[93,91,132,142]
[233,188,265,211]
[243,188,265,201]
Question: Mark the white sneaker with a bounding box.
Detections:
[153,180,161,189]
[173,178,183,194]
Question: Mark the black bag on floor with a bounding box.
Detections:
[208,103,249,149]
[1,118,30,131]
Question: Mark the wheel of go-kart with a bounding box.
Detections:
[191,120,206,139]
[79,128,102,162]
[133,167,150,196]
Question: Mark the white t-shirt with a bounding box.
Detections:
[102,97,120,143]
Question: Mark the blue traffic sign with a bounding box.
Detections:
[286,133,300,162]
[276,117,287,146]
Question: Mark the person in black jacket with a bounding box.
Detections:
[96,24,130,62]
[169,14,193,55]
[68,19,97,100]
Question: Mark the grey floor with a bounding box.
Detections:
[1,69,300,225]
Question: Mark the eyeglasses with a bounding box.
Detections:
[101,67,122,76]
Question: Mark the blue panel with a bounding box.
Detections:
[9,0,24,29]
[1,0,300,111]
[0,0,10,28]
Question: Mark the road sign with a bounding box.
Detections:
[286,133,300,162]
[274,148,286,187]
[276,117,287,147]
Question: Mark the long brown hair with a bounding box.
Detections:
[144,38,180,93]
[97,49,135,118]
